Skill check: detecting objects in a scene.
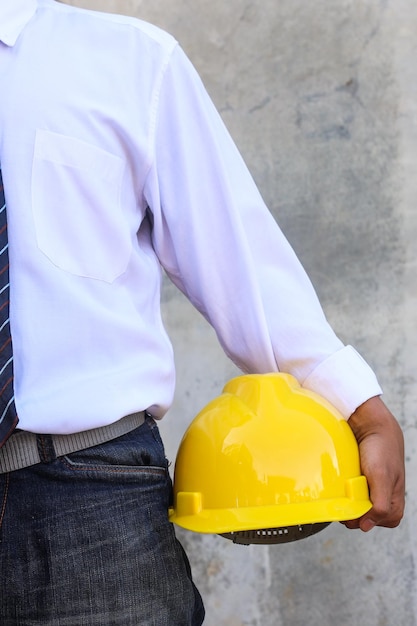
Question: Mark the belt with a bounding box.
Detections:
[0,411,146,474]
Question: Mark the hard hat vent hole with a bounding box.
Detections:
[219,522,331,545]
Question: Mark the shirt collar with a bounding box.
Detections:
[0,0,37,47]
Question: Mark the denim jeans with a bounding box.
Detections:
[0,416,205,625]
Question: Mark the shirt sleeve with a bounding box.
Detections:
[143,44,382,418]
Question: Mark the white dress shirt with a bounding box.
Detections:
[0,0,381,434]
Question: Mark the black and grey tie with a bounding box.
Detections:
[0,170,18,447]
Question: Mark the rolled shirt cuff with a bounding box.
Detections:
[301,345,383,419]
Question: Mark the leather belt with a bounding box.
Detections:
[0,411,146,474]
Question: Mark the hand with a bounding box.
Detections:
[343,396,405,532]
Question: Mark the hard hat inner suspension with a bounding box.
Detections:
[219,522,331,545]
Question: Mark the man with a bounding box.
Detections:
[0,0,404,624]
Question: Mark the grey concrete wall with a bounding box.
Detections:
[64,1,417,624]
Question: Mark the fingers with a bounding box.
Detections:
[355,478,404,531]
[341,471,404,531]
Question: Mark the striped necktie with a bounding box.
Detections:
[0,170,18,447]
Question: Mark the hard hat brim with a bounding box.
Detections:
[169,496,372,535]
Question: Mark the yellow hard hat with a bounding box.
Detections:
[169,373,372,544]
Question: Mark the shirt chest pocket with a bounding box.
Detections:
[32,129,131,283]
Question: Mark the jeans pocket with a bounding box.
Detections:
[60,418,168,477]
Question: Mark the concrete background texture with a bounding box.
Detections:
[63,1,417,624]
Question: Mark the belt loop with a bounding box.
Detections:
[36,435,57,464]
